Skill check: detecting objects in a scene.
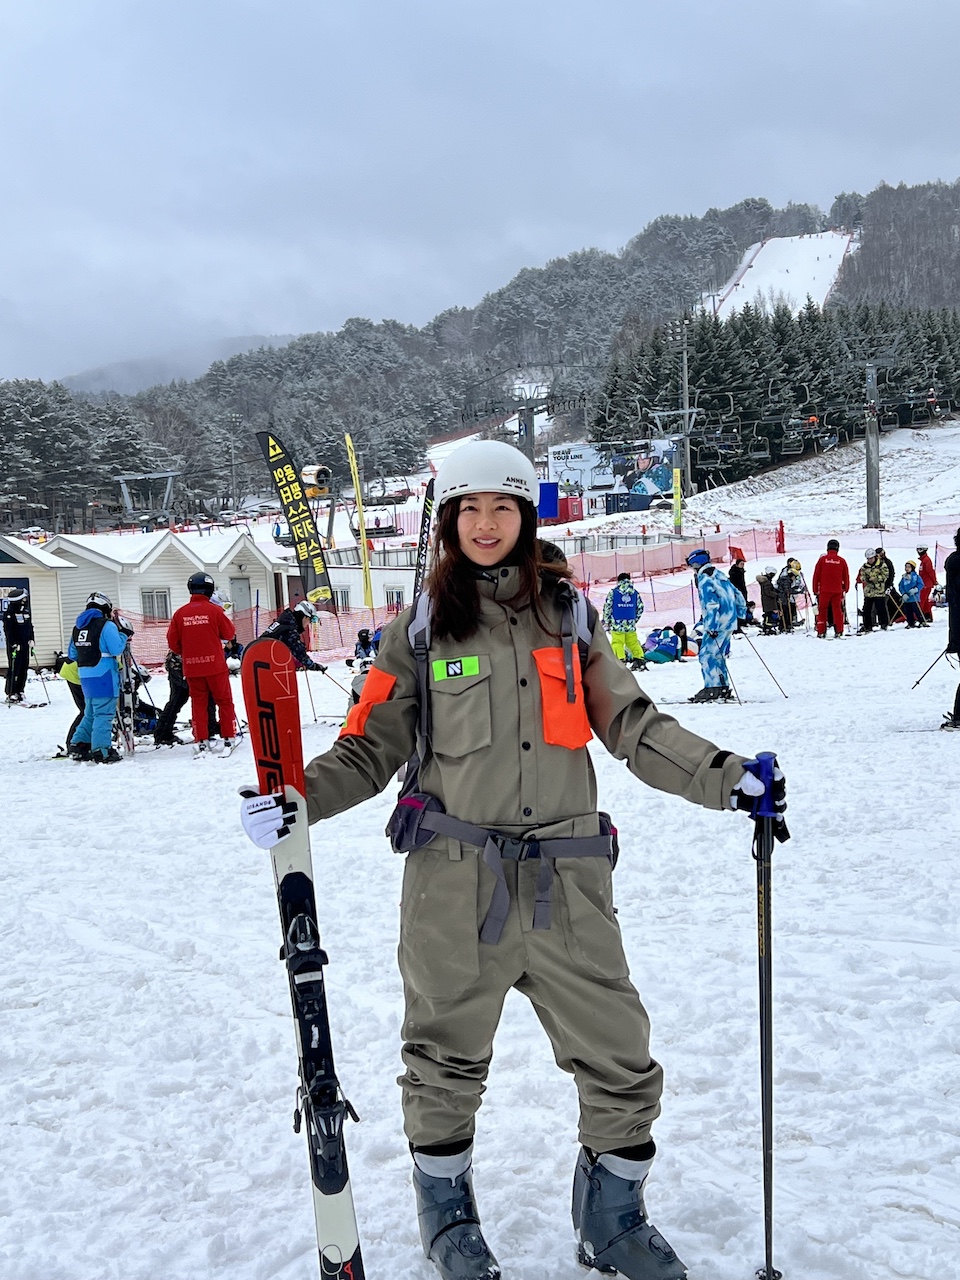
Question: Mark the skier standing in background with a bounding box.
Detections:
[857,551,890,632]
[3,587,33,703]
[917,545,937,622]
[897,562,926,628]
[166,573,239,754]
[260,599,327,672]
[812,539,849,637]
[66,591,127,763]
[689,550,745,700]
[602,572,645,668]
[241,440,786,1280]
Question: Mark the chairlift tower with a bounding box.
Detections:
[842,334,900,529]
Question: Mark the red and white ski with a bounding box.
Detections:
[241,637,365,1279]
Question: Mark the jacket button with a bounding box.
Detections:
[500,568,509,577]
[522,741,531,750]
[523,807,532,817]
[519,677,528,687]
[510,617,518,625]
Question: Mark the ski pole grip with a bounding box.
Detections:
[744,751,779,819]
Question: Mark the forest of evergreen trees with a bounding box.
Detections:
[4,178,960,529]
[593,300,960,489]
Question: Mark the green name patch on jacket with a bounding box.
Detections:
[432,656,480,681]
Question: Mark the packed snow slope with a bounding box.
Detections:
[2,445,959,1280]
[710,230,853,320]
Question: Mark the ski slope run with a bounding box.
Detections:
[708,230,855,319]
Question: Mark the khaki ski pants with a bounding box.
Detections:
[397,845,663,1154]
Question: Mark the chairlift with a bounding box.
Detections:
[747,437,772,462]
[695,446,722,468]
[911,406,932,425]
[879,411,900,433]
[780,432,804,457]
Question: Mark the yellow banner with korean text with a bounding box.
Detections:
[255,431,333,605]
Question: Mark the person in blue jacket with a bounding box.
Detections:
[687,550,746,702]
[898,561,927,628]
[67,591,128,763]
[602,572,645,667]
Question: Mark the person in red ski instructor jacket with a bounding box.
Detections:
[917,545,937,623]
[166,572,238,750]
[812,539,850,638]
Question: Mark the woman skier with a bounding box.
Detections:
[240,440,786,1280]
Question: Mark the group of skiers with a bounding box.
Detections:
[807,540,939,637]
[55,575,332,760]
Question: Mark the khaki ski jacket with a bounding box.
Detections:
[303,567,747,839]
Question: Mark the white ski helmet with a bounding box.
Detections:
[434,440,539,509]
[294,599,320,622]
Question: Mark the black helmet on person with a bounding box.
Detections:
[685,549,711,568]
[187,572,215,596]
[6,587,27,605]
[827,539,840,551]
[357,628,371,642]
[86,591,113,615]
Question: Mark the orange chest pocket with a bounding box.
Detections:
[532,646,592,750]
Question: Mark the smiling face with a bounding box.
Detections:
[456,492,523,567]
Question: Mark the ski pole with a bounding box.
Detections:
[303,668,318,723]
[740,631,789,698]
[747,752,786,1280]
[29,647,51,704]
[321,668,352,696]
[911,648,948,689]
[718,651,742,704]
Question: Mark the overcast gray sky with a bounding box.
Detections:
[2,0,958,381]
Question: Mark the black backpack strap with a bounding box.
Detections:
[407,592,432,743]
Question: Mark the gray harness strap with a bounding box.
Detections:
[404,579,604,944]
[417,809,613,944]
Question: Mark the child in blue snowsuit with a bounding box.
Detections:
[687,550,746,702]
[898,562,927,627]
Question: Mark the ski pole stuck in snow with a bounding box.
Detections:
[740,631,789,698]
[745,752,789,1280]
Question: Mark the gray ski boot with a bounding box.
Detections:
[413,1157,501,1280]
[572,1148,687,1278]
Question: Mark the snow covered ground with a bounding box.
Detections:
[2,455,959,1280]
[709,231,854,320]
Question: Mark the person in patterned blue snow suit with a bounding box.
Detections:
[687,550,746,703]
[602,572,645,667]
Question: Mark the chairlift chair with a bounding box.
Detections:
[780,432,804,457]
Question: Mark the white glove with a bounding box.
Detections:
[729,769,766,811]
[240,789,297,848]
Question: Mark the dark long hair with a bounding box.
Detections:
[426,497,573,642]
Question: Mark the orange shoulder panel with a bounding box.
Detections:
[338,666,398,739]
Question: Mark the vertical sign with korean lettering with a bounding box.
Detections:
[256,432,334,607]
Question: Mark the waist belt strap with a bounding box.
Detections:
[417,810,613,944]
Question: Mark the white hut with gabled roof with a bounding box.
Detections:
[45,530,286,661]
[0,535,76,666]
